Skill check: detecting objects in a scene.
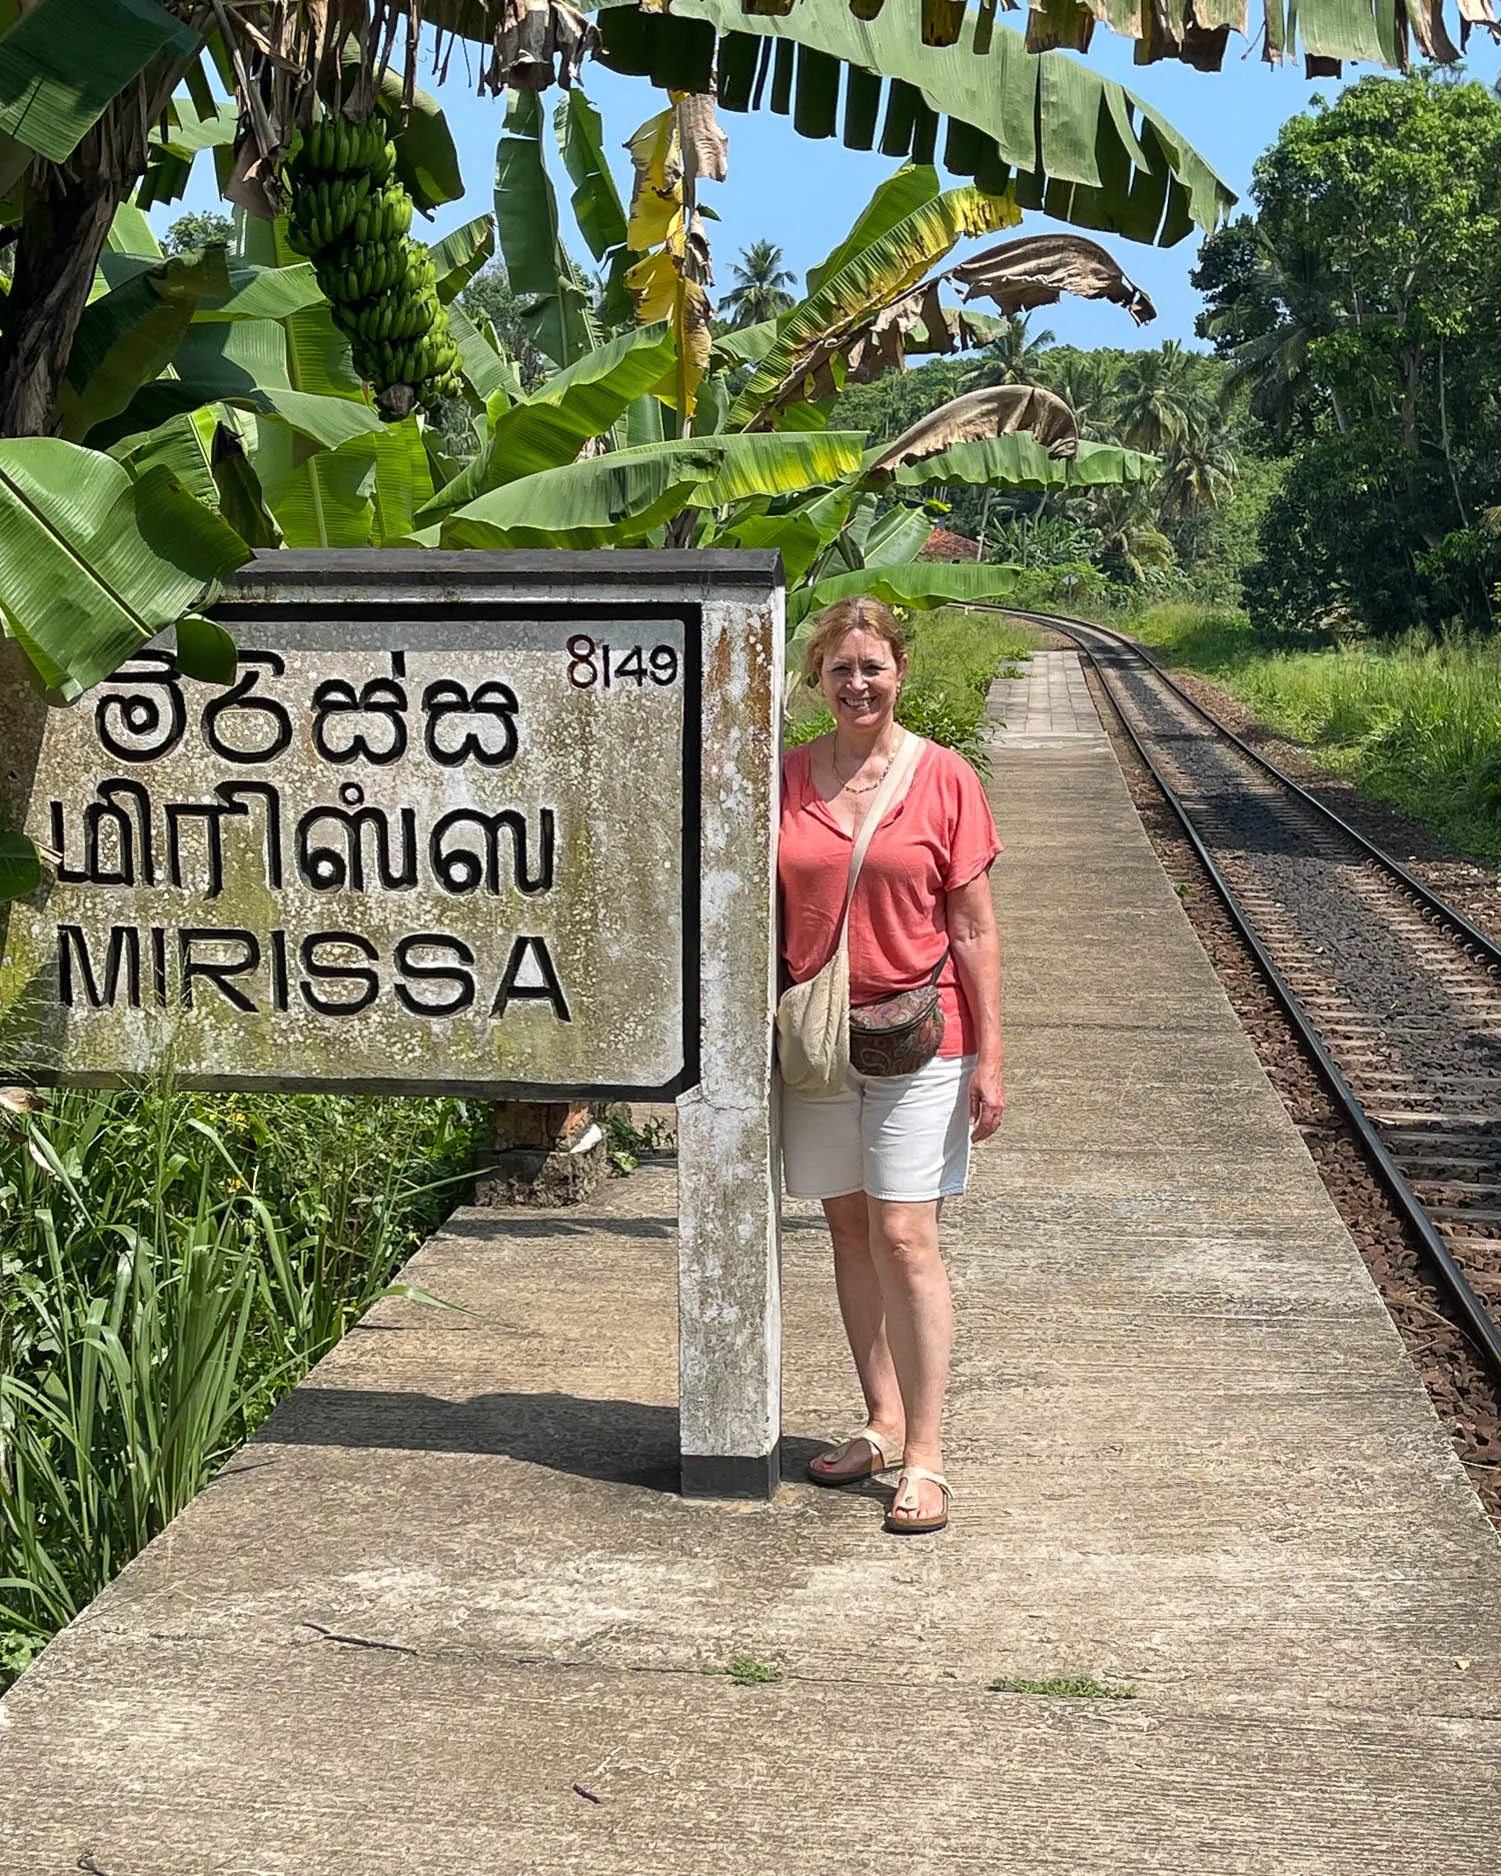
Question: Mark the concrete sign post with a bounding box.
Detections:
[0,550,785,1499]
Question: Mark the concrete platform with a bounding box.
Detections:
[3,651,1499,1875]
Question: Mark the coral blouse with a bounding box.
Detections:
[778,739,1002,1058]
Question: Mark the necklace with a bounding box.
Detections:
[833,742,896,796]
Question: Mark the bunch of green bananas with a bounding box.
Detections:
[285,113,463,417]
[300,115,395,181]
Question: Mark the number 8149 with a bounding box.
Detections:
[566,635,679,690]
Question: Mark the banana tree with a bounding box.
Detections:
[2,0,1462,440]
[426,120,1158,616]
[585,0,1468,105]
[0,0,542,441]
[0,192,495,697]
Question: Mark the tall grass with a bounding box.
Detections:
[786,606,1034,766]
[1119,606,1501,863]
[0,1087,477,1687]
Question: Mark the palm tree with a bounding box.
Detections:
[1158,422,1239,564]
[1037,351,1113,440]
[963,311,1057,389]
[1160,424,1238,521]
[1114,341,1213,456]
[1209,233,1346,438]
[1090,484,1177,584]
[719,240,798,328]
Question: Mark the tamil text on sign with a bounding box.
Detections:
[1,597,698,1096]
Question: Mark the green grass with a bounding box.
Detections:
[718,1653,784,1685]
[786,606,1035,769]
[988,1674,1139,1700]
[0,1085,478,1690]
[1113,604,1501,865]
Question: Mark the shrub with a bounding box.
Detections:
[0,1086,478,1687]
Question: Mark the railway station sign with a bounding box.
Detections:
[1,551,787,1497]
[0,553,753,1098]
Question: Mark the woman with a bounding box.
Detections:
[779,596,1004,1535]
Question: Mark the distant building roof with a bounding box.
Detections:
[921,527,981,563]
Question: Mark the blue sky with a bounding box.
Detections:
[157,29,1501,352]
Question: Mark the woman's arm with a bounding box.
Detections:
[947,871,1004,1142]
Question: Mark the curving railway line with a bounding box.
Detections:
[998,608,1501,1381]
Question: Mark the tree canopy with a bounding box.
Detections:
[1194,72,1501,637]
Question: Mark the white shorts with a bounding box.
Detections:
[780,1052,977,1203]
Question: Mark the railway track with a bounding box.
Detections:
[1001,608,1501,1379]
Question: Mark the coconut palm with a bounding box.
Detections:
[1089,484,1177,584]
[718,240,798,329]
[1209,233,1347,439]
[1115,342,1213,456]
[1160,424,1238,520]
[1037,352,1114,441]
[963,312,1057,389]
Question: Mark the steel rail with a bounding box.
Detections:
[990,606,1501,1378]
[1002,606,1501,974]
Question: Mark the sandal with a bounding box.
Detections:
[807,1424,904,1486]
[883,1466,952,1535]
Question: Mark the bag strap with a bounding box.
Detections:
[834,730,925,952]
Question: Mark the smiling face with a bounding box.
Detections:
[818,627,907,736]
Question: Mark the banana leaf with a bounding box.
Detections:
[0,829,42,903]
[873,433,1159,491]
[728,172,1016,430]
[259,432,381,550]
[427,214,496,304]
[591,0,1236,242]
[556,88,637,328]
[715,510,829,588]
[108,407,219,510]
[437,438,729,550]
[0,438,248,698]
[175,613,236,684]
[805,165,943,298]
[86,319,384,453]
[624,390,665,447]
[496,88,596,370]
[153,93,236,155]
[447,302,520,403]
[92,201,164,305]
[432,0,1456,74]
[374,63,464,213]
[369,418,436,546]
[789,559,1020,631]
[693,431,868,507]
[234,213,385,547]
[863,502,938,568]
[714,483,857,586]
[210,422,282,550]
[138,94,237,209]
[556,89,630,264]
[415,321,679,521]
[58,245,231,442]
[90,200,165,305]
[0,126,27,214]
[710,319,780,369]
[0,0,200,163]
[195,262,326,324]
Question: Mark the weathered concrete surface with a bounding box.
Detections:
[1,553,785,1100]
[675,589,783,1493]
[3,649,1500,1875]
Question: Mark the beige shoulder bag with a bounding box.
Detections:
[776,729,925,1097]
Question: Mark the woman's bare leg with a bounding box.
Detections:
[867,1196,952,1522]
[810,1190,905,1480]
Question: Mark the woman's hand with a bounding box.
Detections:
[969,1060,1005,1143]
[948,873,1004,1143]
